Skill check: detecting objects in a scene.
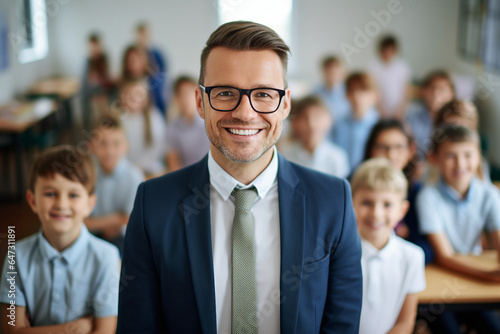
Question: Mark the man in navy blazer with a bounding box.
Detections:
[117,21,362,333]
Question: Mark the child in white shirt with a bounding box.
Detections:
[351,158,426,334]
[369,35,411,119]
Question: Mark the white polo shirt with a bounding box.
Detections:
[359,233,426,334]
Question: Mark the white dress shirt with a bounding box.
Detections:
[359,233,426,334]
[208,147,281,334]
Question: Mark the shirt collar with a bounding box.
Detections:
[361,231,397,260]
[37,223,90,265]
[208,146,278,201]
[438,177,476,204]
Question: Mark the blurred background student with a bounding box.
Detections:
[165,76,209,172]
[86,114,144,253]
[135,22,170,116]
[313,55,350,125]
[281,95,349,178]
[434,99,491,182]
[331,72,379,172]
[117,79,167,175]
[369,35,412,120]
[406,70,456,156]
[81,33,113,129]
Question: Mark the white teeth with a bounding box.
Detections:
[228,128,259,136]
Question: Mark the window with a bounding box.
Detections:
[13,0,48,64]
[218,0,293,45]
[458,0,500,72]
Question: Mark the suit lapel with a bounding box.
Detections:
[182,156,217,334]
[277,155,306,334]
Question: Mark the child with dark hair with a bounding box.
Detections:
[81,33,113,128]
[0,145,119,332]
[362,119,434,263]
[165,76,209,171]
[331,71,379,171]
[417,125,500,333]
[281,95,349,178]
[406,70,455,156]
[86,114,144,253]
[369,35,412,119]
[313,55,350,123]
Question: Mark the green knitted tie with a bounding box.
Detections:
[232,187,259,334]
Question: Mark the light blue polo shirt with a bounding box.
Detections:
[313,83,351,123]
[416,178,500,254]
[406,102,433,156]
[0,224,120,326]
[330,108,379,171]
[91,157,144,221]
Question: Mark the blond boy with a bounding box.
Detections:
[352,158,425,334]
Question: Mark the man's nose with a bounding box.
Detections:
[231,94,257,121]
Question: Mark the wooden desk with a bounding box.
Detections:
[418,251,500,312]
[27,77,80,100]
[0,100,56,133]
[27,77,80,132]
[0,100,57,200]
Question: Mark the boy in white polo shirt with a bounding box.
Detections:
[351,158,425,334]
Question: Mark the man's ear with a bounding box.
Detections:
[282,88,291,120]
[195,87,205,120]
[26,189,38,214]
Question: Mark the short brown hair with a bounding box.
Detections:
[322,55,341,69]
[88,33,100,44]
[434,100,478,129]
[379,35,398,52]
[29,145,97,194]
[199,21,290,85]
[346,72,375,92]
[290,95,328,119]
[173,75,197,95]
[94,113,124,131]
[421,70,455,94]
[430,124,480,155]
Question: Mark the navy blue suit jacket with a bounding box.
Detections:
[117,154,362,333]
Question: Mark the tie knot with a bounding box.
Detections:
[232,187,258,213]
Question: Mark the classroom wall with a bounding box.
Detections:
[46,0,218,80]
[5,0,500,164]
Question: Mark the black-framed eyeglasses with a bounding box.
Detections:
[199,85,286,114]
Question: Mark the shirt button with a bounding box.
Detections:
[53,293,60,301]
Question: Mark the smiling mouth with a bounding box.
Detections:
[50,213,72,220]
[226,128,261,136]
